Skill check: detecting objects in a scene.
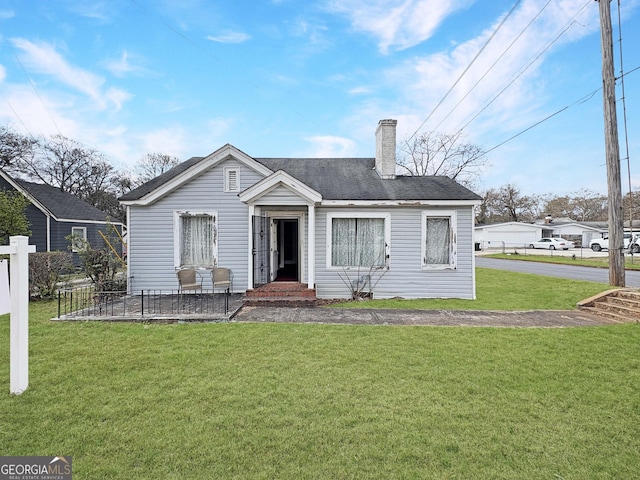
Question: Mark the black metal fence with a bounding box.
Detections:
[57,287,233,320]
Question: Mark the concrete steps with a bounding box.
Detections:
[578,288,640,323]
[244,282,316,307]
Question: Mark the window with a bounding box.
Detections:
[224,166,240,192]
[70,226,87,252]
[422,211,457,269]
[327,213,389,268]
[174,211,218,268]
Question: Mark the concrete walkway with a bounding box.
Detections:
[233,306,618,328]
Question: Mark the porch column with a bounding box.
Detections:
[247,204,255,290]
[307,203,315,289]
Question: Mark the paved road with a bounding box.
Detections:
[476,256,640,288]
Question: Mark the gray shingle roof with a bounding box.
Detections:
[256,158,481,201]
[119,155,481,202]
[16,179,111,222]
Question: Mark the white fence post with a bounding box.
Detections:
[0,236,36,395]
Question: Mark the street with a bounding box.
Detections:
[476,256,640,288]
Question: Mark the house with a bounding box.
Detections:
[0,169,125,265]
[475,218,606,249]
[119,120,482,299]
[474,222,544,250]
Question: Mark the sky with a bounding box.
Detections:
[1,0,639,197]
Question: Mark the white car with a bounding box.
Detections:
[590,233,640,253]
[528,237,573,250]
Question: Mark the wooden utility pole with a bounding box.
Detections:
[598,0,625,286]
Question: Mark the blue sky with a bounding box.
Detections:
[1,0,639,196]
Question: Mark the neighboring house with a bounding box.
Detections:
[0,169,124,265]
[475,219,606,249]
[119,120,482,299]
[474,222,543,249]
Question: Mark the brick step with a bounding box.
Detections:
[578,288,640,323]
[579,306,630,323]
[243,297,317,307]
[592,301,640,319]
[245,282,316,298]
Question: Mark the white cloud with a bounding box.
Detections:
[207,31,251,44]
[325,0,475,53]
[0,64,6,82]
[382,0,600,137]
[0,9,15,20]
[10,38,131,111]
[103,51,151,77]
[304,135,356,157]
[348,85,373,95]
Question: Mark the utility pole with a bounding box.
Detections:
[597,0,625,286]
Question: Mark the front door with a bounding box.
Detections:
[252,215,270,288]
[272,218,299,282]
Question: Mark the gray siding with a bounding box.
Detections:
[314,206,475,299]
[258,185,306,205]
[128,160,265,293]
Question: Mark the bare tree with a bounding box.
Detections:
[397,131,487,187]
[135,153,180,185]
[1,131,127,220]
[0,125,37,168]
[477,184,538,224]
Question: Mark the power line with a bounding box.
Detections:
[478,62,640,158]
[430,0,553,134]
[406,0,523,144]
[454,0,593,135]
[8,41,64,137]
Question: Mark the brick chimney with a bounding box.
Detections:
[375,119,397,179]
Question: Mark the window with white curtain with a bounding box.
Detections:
[328,213,389,268]
[422,210,457,269]
[174,211,218,268]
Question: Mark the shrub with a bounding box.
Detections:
[29,251,74,299]
[68,222,126,292]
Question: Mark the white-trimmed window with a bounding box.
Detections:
[224,166,240,192]
[327,212,390,268]
[71,226,87,252]
[174,211,218,268]
[422,210,457,269]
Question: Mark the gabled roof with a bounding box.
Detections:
[1,170,111,222]
[119,145,482,205]
[256,158,481,202]
[239,170,322,205]
[119,144,272,205]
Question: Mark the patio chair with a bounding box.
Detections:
[211,267,233,294]
[176,268,203,293]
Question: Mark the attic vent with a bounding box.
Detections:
[224,166,240,192]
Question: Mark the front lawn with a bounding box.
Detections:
[1,300,639,479]
[336,267,610,310]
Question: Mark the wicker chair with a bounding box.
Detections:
[176,269,203,293]
[211,267,232,294]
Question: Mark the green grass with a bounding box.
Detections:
[485,252,640,270]
[1,272,638,479]
[1,302,639,479]
[335,267,610,310]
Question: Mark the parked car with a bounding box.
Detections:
[590,233,640,253]
[528,237,573,250]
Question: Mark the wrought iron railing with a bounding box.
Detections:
[57,287,231,319]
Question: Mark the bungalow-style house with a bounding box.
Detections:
[0,169,124,265]
[119,120,482,299]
